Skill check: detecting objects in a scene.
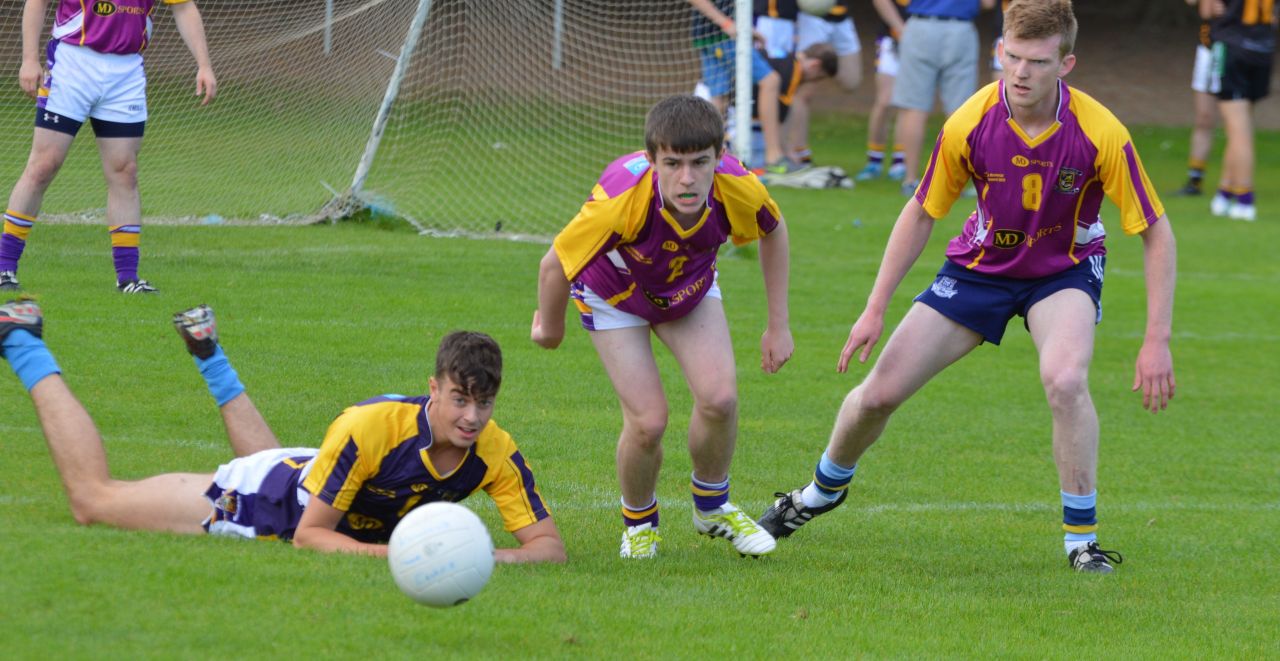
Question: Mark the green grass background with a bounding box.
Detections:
[0,118,1277,658]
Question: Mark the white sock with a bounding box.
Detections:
[800,483,839,508]
[1065,540,1092,555]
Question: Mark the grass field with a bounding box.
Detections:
[0,118,1277,658]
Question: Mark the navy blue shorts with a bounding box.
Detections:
[913,255,1105,345]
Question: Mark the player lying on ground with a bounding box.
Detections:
[0,299,565,563]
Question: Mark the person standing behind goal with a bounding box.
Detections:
[757,0,1177,574]
[0,0,217,293]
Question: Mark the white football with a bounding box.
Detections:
[797,0,837,16]
[388,502,495,607]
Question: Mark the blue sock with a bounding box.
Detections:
[195,345,245,406]
[802,452,856,507]
[1062,490,1098,553]
[2,329,61,391]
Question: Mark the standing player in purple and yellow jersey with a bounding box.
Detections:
[532,94,792,560]
[758,0,1176,574]
[0,0,217,293]
[0,300,565,563]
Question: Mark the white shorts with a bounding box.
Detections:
[204,447,317,539]
[755,16,797,59]
[797,13,861,56]
[1191,44,1218,94]
[990,36,1004,73]
[875,35,900,77]
[575,279,721,331]
[41,41,147,124]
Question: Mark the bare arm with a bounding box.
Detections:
[838,198,936,371]
[292,498,388,556]
[980,0,997,11]
[19,0,49,98]
[1132,217,1176,413]
[687,0,735,36]
[170,1,217,104]
[686,0,761,43]
[1198,0,1226,19]
[531,247,571,349]
[757,220,794,373]
[871,0,906,38]
[494,517,566,564]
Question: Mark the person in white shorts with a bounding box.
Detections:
[1174,2,1219,197]
[857,0,909,181]
[0,300,566,563]
[754,0,799,58]
[0,0,216,294]
[786,0,862,164]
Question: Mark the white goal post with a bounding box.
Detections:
[0,0,755,237]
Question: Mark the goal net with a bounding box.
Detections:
[0,0,705,237]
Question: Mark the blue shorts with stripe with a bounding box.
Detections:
[913,255,1105,345]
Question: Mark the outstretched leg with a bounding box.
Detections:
[759,303,981,538]
[2,299,213,533]
[174,305,281,457]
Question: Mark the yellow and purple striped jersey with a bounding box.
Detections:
[52,0,189,55]
[553,151,781,324]
[917,80,1165,279]
[299,395,550,543]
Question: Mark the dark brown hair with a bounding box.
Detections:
[435,331,502,399]
[804,42,839,78]
[644,94,725,156]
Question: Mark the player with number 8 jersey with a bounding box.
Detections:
[919,78,1165,279]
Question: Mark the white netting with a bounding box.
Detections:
[0,0,704,235]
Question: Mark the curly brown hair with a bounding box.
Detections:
[434,331,502,399]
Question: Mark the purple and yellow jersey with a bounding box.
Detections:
[553,151,781,325]
[51,0,189,55]
[296,395,550,543]
[916,80,1164,279]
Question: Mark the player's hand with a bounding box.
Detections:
[837,310,884,373]
[18,60,41,99]
[760,326,794,373]
[1132,340,1175,413]
[530,309,563,350]
[195,66,217,105]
